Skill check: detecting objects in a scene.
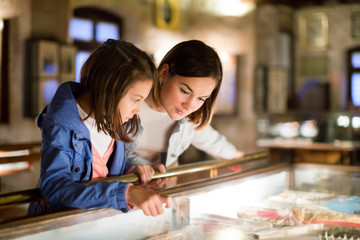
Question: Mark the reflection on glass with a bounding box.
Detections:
[351,73,360,106]
[96,22,119,42]
[351,52,360,68]
[69,18,93,41]
[299,120,318,138]
[43,79,59,105]
[75,51,90,83]
[336,115,350,128]
[352,116,360,129]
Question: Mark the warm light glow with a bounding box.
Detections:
[0,20,3,31]
[0,162,29,173]
[215,227,247,240]
[204,0,255,17]
[337,115,350,128]
[188,172,287,219]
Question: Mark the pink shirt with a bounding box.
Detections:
[92,139,115,178]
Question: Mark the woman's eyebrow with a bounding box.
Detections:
[181,82,193,93]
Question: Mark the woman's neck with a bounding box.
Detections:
[145,97,165,112]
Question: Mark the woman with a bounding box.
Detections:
[126,40,243,175]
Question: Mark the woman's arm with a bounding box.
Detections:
[191,124,243,159]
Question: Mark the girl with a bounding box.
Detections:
[28,39,171,217]
[126,40,244,185]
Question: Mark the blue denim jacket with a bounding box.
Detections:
[28,82,133,216]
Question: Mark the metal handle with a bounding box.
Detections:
[0,151,267,207]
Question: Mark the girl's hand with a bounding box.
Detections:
[146,163,166,190]
[132,165,155,185]
[127,185,172,216]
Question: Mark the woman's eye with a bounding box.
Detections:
[199,97,206,102]
[180,89,189,94]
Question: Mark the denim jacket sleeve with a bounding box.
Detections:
[124,125,152,166]
[39,125,132,213]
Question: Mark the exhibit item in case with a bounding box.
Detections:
[2,156,360,239]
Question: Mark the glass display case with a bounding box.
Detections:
[2,158,360,240]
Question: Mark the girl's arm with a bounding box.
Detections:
[39,127,132,213]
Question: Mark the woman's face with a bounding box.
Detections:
[118,79,153,123]
[159,66,216,121]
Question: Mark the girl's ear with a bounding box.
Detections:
[159,64,169,84]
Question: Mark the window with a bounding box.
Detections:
[0,19,9,123]
[69,7,122,82]
[348,47,360,107]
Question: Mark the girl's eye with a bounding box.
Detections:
[133,99,140,103]
[180,89,189,94]
[198,97,206,102]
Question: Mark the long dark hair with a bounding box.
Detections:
[152,40,222,129]
[80,39,156,142]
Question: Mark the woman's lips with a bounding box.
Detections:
[175,108,186,116]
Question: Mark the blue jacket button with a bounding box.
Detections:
[75,167,80,172]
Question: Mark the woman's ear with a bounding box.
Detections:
[159,64,169,84]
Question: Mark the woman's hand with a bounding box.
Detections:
[131,165,155,185]
[127,185,172,216]
[146,164,178,190]
[234,150,245,159]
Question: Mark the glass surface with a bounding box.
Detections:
[95,22,119,42]
[10,164,360,240]
[351,73,360,106]
[69,18,93,41]
[75,51,90,82]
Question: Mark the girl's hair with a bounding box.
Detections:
[80,39,156,142]
[152,40,223,130]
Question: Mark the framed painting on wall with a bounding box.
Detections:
[60,45,77,82]
[213,54,239,117]
[267,67,288,113]
[155,0,180,30]
[35,40,59,77]
[352,12,360,39]
[299,12,329,51]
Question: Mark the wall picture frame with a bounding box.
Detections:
[60,45,77,81]
[214,54,240,117]
[155,0,180,30]
[35,40,59,77]
[352,12,360,39]
[267,67,288,113]
[299,12,329,51]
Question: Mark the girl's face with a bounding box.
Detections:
[159,66,216,121]
[118,79,153,123]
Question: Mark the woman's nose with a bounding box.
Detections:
[182,98,196,111]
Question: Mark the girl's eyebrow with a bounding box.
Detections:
[180,82,210,98]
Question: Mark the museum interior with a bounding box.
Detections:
[1,0,360,239]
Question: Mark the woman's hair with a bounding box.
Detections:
[80,39,156,142]
[152,40,223,130]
